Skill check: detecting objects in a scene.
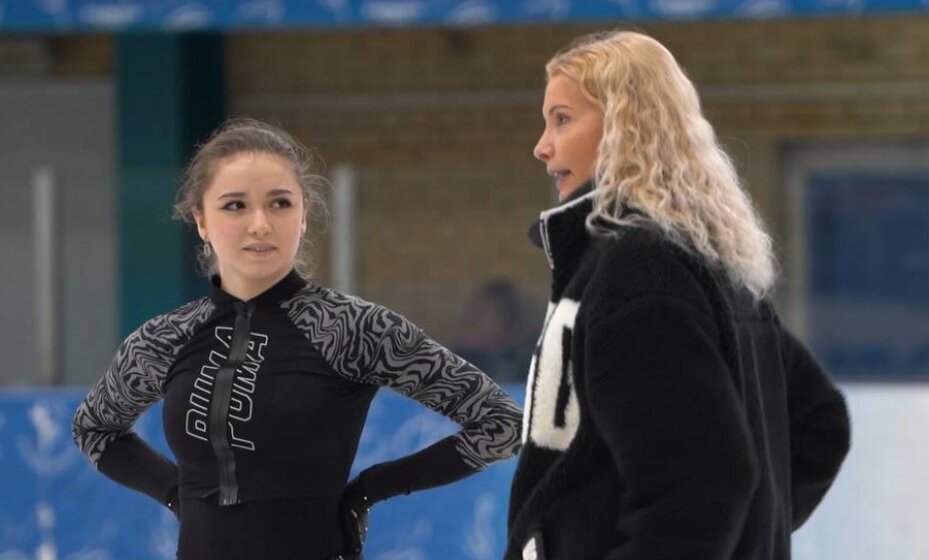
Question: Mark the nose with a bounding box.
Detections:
[533,130,552,162]
[248,208,271,237]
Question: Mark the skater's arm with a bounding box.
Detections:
[72,310,198,509]
[354,306,522,504]
[285,289,521,504]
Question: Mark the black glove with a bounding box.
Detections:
[339,477,371,555]
[165,485,181,520]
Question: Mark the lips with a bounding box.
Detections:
[244,243,276,254]
[548,168,571,187]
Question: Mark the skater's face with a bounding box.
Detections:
[194,152,307,300]
[534,73,603,201]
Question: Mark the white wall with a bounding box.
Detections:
[794,383,929,560]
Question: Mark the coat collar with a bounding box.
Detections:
[208,268,307,307]
[528,182,597,272]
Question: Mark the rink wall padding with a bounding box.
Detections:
[0,385,522,560]
[5,384,928,559]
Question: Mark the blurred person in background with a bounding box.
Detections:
[454,278,538,384]
[72,118,522,560]
[506,31,850,560]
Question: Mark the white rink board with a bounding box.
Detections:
[793,383,929,560]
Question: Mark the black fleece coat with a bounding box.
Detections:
[506,186,850,560]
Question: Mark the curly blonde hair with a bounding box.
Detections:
[546,31,776,299]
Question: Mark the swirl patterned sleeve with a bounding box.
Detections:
[72,299,213,507]
[284,286,523,504]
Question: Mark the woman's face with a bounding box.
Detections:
[534,73,604,201]
[194,152,307,299]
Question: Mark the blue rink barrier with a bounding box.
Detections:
[0,385,524,560]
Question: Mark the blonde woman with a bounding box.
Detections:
[507,31,850,560]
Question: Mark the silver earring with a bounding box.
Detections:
[203,241,212,257]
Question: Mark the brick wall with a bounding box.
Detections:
[4,17,926,343]
[228,16,929,342]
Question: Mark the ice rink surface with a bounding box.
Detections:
[793,383,929,560]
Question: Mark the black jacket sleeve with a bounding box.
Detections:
[584,295,759,560]
[97,433,179,507]
[779,326,851,529]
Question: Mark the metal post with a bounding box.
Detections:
[331,165,358,295]
[33,165,61,385]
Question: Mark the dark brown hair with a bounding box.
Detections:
[173,118,329,278]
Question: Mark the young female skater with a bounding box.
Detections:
[72,118,522,560]
[507,31,850,560]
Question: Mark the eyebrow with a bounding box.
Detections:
[545,104,571,116]
[217,188,296,200]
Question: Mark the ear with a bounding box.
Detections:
[193,208,208,241]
